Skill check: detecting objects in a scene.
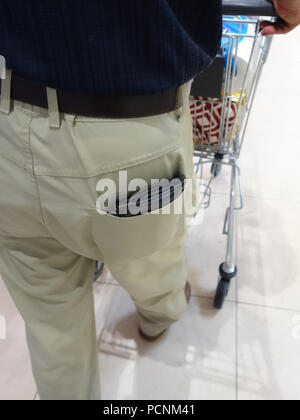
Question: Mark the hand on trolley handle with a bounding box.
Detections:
[260,0,300,35]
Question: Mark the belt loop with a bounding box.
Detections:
[176,81,193,122]
[0,68,12,115]
[175,84,184,122]
[46,87,61,128]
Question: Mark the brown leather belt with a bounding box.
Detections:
[0,72,182,119]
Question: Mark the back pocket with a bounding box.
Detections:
[91,192,186,264]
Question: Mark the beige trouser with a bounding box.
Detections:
[0,70,194,400]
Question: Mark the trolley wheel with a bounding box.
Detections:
[213,279,230,310]
[211,162,222,178]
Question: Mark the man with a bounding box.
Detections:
[0,0,299,401]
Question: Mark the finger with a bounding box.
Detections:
[259,21,293,36]
[259,20,277,35]
[259,20,271,29]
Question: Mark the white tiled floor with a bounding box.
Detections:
[0,280,36,400]
[1,27,300,400]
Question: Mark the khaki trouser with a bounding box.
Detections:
[0,71,194,400]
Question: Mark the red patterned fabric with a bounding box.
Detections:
[190,96,238,146]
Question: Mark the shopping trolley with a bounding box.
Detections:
[191,0,278,309]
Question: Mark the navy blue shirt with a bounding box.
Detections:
[0,0,222,95]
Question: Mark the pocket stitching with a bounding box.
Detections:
[34,142,184,178]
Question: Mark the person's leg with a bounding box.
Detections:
[0,234,100,400]
[107,217,189,338]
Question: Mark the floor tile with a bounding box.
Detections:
[258,27,300,95]
[0,277,36,400]
[236,196,300,311]
[186,192,237,302]
[199,120,300,203]
[95,264,118,286]
[238,303,300,400]
[94,283,237,400]
[243,130,300,203]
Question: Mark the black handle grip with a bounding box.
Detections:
[222,0,277,17]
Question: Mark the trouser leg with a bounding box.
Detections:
[107,218,189,338]
[0,235,100,400]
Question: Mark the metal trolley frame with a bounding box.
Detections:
[191,1,277,309]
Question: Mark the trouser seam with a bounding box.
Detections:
[27,113,48,227]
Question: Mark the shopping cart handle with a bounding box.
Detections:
[222,0,277,17]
